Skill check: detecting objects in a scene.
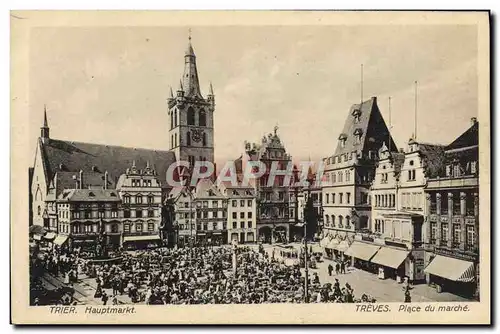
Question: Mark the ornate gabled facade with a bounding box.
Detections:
[321,97,397,258]
[245,126,295,243]
[116,161,163,250]
[424,118,479,299]
[167,37,215,169]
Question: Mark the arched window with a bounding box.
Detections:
[171,135,174,149]
[345,170,350,182]
[199,109,206,127]
[187,107,195,125]
[187,131,191,146]
[339,215,343,227]
[174,133,177,147]
[202,133,207,147]
[331,215,335,227]
[136,195,143,204]
[170,112,173,129]
[346,215,351,227]
[325,215,329,226]
[37,205,41,216]
[174,109,178,127]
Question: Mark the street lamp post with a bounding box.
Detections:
[303,175,315,304]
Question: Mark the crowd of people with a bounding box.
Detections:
[30,243,380,305]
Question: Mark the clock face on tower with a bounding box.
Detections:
[192,129,204,143]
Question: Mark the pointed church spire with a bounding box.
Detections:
[178,79,184,92]
[169,86,174,98]
[182,30,202,98]
[209,82,214,95]
[41,105,50,143]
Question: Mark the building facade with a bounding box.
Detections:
[221,184,257,245]
[424,118,479,299]
[116,161,163,250]
[193,179,228,246]
[321,97,397,258]
[245,127,295,243]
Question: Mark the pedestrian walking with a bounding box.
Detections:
[340,261,346,274]
[328,263,333,276]
[404,290,411,303]
[101,291,109,305]
[335,262,340,275]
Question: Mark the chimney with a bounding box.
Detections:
[471,117,477,126]
[79,170,83,189]
[104,171,108,190]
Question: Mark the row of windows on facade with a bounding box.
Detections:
[429,222,477,250]
[171,108,208,129]
[323,215,351,229]
[123,222,155,233]
[177,210,228,219]
[324,192,354,205]
[260,192,287,201]
[429,192,476,216]
[326,149,378,165]
[259,177,292,188]
[372,219,414,239]
[184,200,227,209]
[445,161,478,178]
[373,192,423,210]
[178,222,229,231]
[123,194,157,204]
[129,179,155,187]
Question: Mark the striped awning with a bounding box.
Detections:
[424,255,475,282]
[53,235,69,245]
[371,247,409,269]
[344,241,380,261]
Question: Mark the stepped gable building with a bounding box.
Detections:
[244,126,295,244]
[321,97,397,259]
[424,118,479,299]
[167,36,215,170]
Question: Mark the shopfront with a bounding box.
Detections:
[370,246,409,281]
[344,241,381,272]
[122,235,161,250]
[424,254,477,298]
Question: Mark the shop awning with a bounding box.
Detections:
[371,247,409,269]
[344,241,380,261]
[334,240,350,252]
[33,234,42,241]
[43,232,56,240]
[123,235,161,242]
[53,235,69,246]
[424,255,475,282]
[319,238,329,248]
[325,239,339,249]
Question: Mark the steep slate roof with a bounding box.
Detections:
[51,171,115,198]
[195,179,223,198]
[40,138,176,189]
[58,189,121,202]
[446,121,479,151]
[334,97,397,157]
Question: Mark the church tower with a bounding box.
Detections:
[168,34,215,169]
[41,105,50,144]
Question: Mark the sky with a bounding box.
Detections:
[28,25,478,164]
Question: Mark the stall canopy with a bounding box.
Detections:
[319,238,329,248]
[344,241,380,261]
[43,232,56,241]
[424,255,475,282]
[370,247,409,269]
[53,235,69,246]
[123,235,161,242]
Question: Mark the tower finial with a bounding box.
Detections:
[274,124,279,136]
[169,86,174,98]
[209,82,214,95]
[43,105,48,127]
[178,79,184,91]
[188,28,192,42]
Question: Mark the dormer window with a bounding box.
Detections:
[353,128,363,145]
[338,133,347,148]
[88,192,95,197]
[352,109,362,123]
